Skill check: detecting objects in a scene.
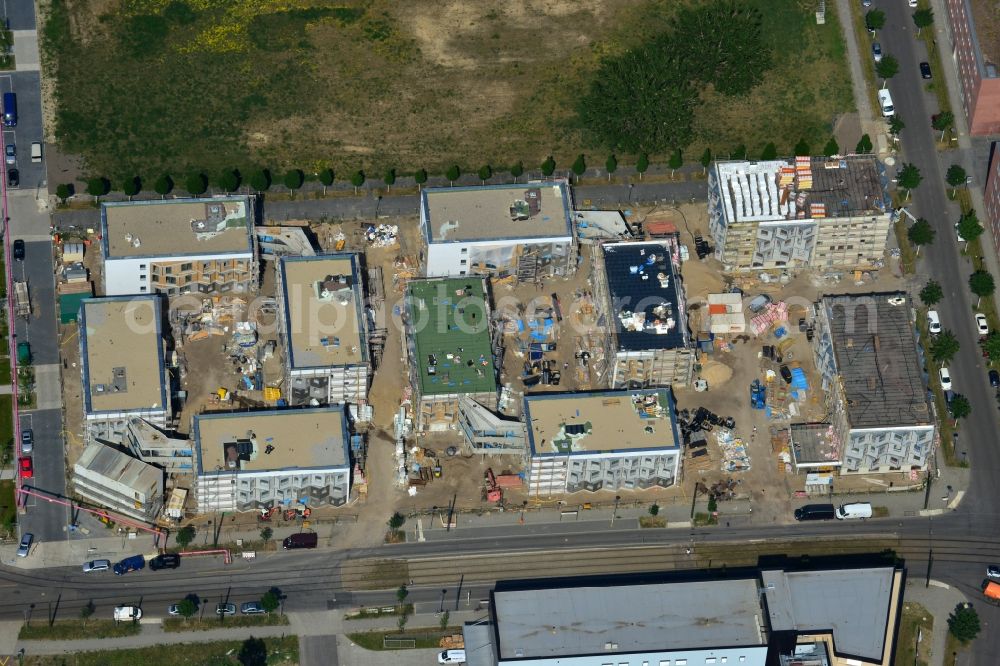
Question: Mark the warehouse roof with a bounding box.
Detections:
[422,181,573,243]
[278,254,367,369]
[102,196,254,258]
[406,277,497,397]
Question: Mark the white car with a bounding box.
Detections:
[939,367,952,391]
[82,559,111,573]
[113,606,142,621]
[988,565,1000,579]
[976,313,989,336]
[927,310,941,334]
[909,0,918,6]
[956,222,966,243]
[438,650,466,664]
[877,88,895,117]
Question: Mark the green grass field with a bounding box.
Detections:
[42,0,852,179]
[24,635,299,666]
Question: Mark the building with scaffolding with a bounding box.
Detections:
[73,442,164,523]
[80,296,171,445]
[419,181,575,280]
[523,388,681,496]
[275,253,375,407]
[461,562,905,666]
[592,240,694,388]
[100,196,257,296]
[707,156,892,271]
[122,417,193,472]
[810,292,935,474]
[193,406,351,513]
[403,277,500,430]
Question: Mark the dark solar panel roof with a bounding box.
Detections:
[602,243,687,351]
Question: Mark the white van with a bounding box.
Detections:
[30,142,41,163]
[877,89,895,117]
[836,502,873,520]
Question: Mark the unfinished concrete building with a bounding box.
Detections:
[810,292,935,474]
[592,240,694,388]
[419,181,575,281]
[707,156,892,271]
[403,277,500,430]
[275,253,371,407]
[457,395,527,456]
[523,389,682,496]
[122,417,193,472]
[74,443,164,523]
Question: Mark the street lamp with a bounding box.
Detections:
[439,588,447,614]
[611,495,621,526]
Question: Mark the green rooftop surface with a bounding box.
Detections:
[407,278,497,396]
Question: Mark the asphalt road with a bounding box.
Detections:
[5,1,36,32]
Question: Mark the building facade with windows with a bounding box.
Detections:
[944,0,1000,135]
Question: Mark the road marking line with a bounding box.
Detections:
[417,519,425,542]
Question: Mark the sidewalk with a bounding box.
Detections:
[904,578,971,666]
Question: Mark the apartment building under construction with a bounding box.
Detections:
[707,156,892,271]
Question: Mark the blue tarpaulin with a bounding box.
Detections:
[790,368,809,390]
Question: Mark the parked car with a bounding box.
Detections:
[872,42,882,62]
[955,222,966,243]
[113,554,146,576]
[241,601,266,615]
[12,239,24,261]
[919,62,932,79]
[438,649,467,664]
[939,366,952,391]
[16,533,33,557]
[7,167,18,187]
[862,0,871,7]
[113,606,142,621]
[908,0,918,6]
[976,313,989,336]
[18,456,32,479]
[149,553,180,571]
[82,559,111,573]
[167,604,182,616]
[987,565,1000,580]
[877,88,895,117]
[20,428,32,454]
[835,502,873,520]
[794,504,836,521]
[4,143,14,165]
[990,369,999,388]
[927,310,941,334]
[216,603,237,616]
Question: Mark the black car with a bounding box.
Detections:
[12,239,24,261]
[920,62,932,79]
[149,553,181,571]
[7,167,18,188]
[990,369,999,388]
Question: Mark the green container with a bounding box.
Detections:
[16,341,30,364]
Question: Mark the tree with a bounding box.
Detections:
[649,503,660,516]
[218,169,240,193]
[249,169,271,192]
[855,134,873,154]
[259,526,273,543]
[760,142,777,160]
[396,584,409,604]
[439,610,450,631]
[913,8,934,36]
[176,597,198,618]
[932,111,954,140]
[950,394,971,423]
[80,600,95,624]
[983,332,1000,362]
[866,9,886,32]
[55,183,73,203]
[318,168,334,195]
[957,210,984,246]
[388,512,405,531]
[919,280,943,306]
[510,160,524,182]
[571,154,587,177]
[823,137,839,156]
[283,169,304,194]
[383,167,396,192]
[397,614,409,633]
[907,218,934,255]
[794,139,810,156]
[154,174,174,197]
[875,55,899,80]
[175,525,196,548]
[185,172,207,196]
[889,115,906,139]
[605,154,617,181]
[636,153,649,180]
[946,164,967,194]
[86,177,110,200]
[731,144,747,160]
[930,330,960,364]
[478,164,492,184]
[414,168,428,189]
[261,589,280,613]
[541,155,556,177]
[897,163,922,199]
[669,149,683,176]
[122,176,141,200]
[948,603,981,643]
[445,164,460,185]
[699,148,712,174]
[970,270,996,305]
[238,636,268,666]
[350,170,366,194]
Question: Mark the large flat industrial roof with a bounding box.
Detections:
[76,443,162,493]
[80,296,167,415]
[714,156,889,226]
[279,254,367,369]
[821,292,931,428]
[406,277,497,397]
[422,182,573,243]
[102,196,254,258]
[493,578,764,659]
[763,567,898,662]
[524,389,681,456]
[194,407,349,475]
[602,241,688,351]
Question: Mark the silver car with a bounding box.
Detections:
[216,603,236,616]
[16,533,33,558]
[82,559,111,573]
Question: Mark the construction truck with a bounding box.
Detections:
[13,280,29,319]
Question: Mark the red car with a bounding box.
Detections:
[18,456,32,479]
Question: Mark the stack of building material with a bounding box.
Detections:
[716,429,751,472]
[778,166,795,186]
[809,203,826,218]
[750,301,790,336]
[795,156,813,189]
